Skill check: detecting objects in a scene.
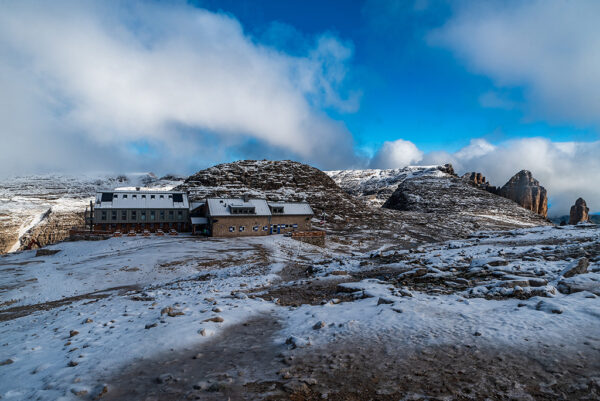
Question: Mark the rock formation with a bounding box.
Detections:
[462,172,499,194]
[569,198,590,225]
[497,170,548,218]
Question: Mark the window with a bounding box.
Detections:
[229,226,235,232]
[142,195,146,199]
[113,194,118,199]
[253,226,259,232]
[169,195,173,199]
[101,193,113,202]
[132,194,137,199]
[173,193,183,202]
[150,195,155,199]
[141,211,146,221]
[101,211,107,221]
[177,211,183,220]
[292,224,298,228]
[169,211,174,220]
[121,211,127,220]
[239,226,245,232]
[150,211,155,221]
[160,211,165,220]
[160,195,164,199]
[132,211,137,220]
[263,226,269,231]
[111,211,117,220]
[123,194,128,199]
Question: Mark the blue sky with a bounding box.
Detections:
[197,0,598,156]
[0,0,599,214]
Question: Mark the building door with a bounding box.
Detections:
[277,225,280,234]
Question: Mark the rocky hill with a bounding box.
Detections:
[177,160,382,223]
[383,174,551,235]
[0,173,183,254]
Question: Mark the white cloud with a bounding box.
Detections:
[369,139,424,169]
[421,137,600,216]
[454,138,496,160]
[430,0,600,126]
[0,0,359,175]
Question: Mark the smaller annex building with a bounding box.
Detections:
[91,190,314,237]
[200,197,314,237]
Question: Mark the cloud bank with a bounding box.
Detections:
[0,0,359,175]
[430,0,600,126]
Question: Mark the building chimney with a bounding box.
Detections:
[136,187,140,191]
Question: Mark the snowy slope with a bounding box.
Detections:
[326,165,453,207]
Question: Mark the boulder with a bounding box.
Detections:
[569,198,590,225]
[497,170,548,217]
[561,257,589,278]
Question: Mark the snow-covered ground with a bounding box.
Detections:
[0,225,599,399]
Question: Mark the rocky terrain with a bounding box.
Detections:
[0,223,598,400]
[0,174,183,254]
[1,160,598,400]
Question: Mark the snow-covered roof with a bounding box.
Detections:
[267,202,313,215]
[205,198,313,217]
[190,201,205,211]
[206,198,271,216]
[95,190,189,209]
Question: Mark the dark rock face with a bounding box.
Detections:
[569,198,590,225]
[497,170,548,218]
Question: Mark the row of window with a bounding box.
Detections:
[114,193,172,200]
[101,193,184,202]
[227,224,299,232]
[100,210,184,221]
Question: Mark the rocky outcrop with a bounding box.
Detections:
[569,198,590,225]
[462,172,499,194]
[16,209,85,251]
[497,170,548,218]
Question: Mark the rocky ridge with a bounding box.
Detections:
[463,170,548,218]
[382,174,551,235]
[326,164,455,207]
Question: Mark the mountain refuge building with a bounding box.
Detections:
[91,190,314,237]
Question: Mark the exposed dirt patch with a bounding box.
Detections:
[100,313,287,401]
[255,278,358,306]
[0,285,140,322]
[276,338,600,401]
